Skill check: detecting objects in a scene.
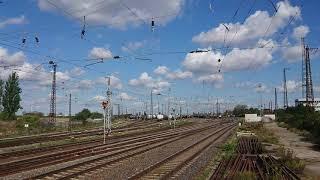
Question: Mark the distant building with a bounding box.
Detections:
[295,98,320,111]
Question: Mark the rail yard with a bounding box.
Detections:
[1,0,320,179]
[0,118,236,179]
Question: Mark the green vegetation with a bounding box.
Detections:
[232,104,260,117]
[276,105,320,144]
[239,122,278,144]
[0,72,22,120]
[276,146,306,173]
[73,108,103,124]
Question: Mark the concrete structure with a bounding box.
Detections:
[295,98,320,111]
[244,114,261,122]
[262,114,276,122]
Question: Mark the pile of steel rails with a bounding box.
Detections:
[236,136,262,154]
[211,136,300,180]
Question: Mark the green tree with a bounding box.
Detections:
[2,72,22,120]
[90,112,103,119]
[74,108,91,124]
[233,104,248,117]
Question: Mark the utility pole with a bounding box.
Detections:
[49,61,57,125]
[274,88,278,111]
[106,77,112,134]
[283,68,289,109]
[68,93,71,132]
[150,90,153,119]
[301,38,316,105]
[216,98,219,115]
[257,83,263,116]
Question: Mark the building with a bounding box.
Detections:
[295,98,320,111]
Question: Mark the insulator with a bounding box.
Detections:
[35,37,39,43]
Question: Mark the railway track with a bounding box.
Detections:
[0,121,223,178]
[0,121,160,148]
[128,124,235,180]
[0,120,198,160]
[31,123,235,180]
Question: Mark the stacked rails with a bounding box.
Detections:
[211,154,300,180]
[236,136,262,154]
[211,136,300,180]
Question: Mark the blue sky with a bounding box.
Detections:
[0,0,319,115]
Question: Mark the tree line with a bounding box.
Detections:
[276,105,320,144]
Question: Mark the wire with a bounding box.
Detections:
[119,0,148,25]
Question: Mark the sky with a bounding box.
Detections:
[0,0,320,115]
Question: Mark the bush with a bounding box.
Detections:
[276,105,320,144]
[16,115,40,132]
[276,146,305,173]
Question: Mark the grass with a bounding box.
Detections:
[239,122,279,144]
[276,146,306,173]
[195,134,237,180]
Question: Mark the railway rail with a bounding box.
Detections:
[0,121,224,178]
[211,154,300,180]
[0,120,200,160]
[128,123,236,180]
[0,121,160,148]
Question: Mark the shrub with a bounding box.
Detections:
[16,115,40,132]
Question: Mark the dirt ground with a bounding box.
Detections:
[265,122,320,178]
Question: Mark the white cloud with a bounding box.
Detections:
[282,45,301,63]
[197,73,223,83]
[76,80,94,90]
[167,70,193,80]
[182,46,273,74]
[0,47,26,66]
[0,15,27,28]
[254,83,269,93]
[292,25,309,40]
[96,75,122,89]
[129,72,170,92]
[192,0,300,46]
[92,95,106,102]
[154,66,169,75]
[37,0,184,29]
[69,67,85,76]
[129,72,153,86]
[278,80,301,93]
[89,47,113,59]
[121,41,145,52]
[118,92,135,100]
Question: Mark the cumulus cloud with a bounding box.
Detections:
[154,66,169,75]
[254,83,269,93]
[153,66,193,80]
[118,92,135,100]
[278,80,301,93]
[0,47,26,66]
[92,95,106,102]
[192,1,300,46]
[129,72,170,92]
[96,75,122,89]
[121,41,145,52]
[166,70,193,80]
[292,25,309,40]
[89,47,113,59]
[37,0,184,29]
[0,15,27,28]
[69,67,85,76]
[281,45,301,63]
[182,46,273,74]
[197,73,223,83]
